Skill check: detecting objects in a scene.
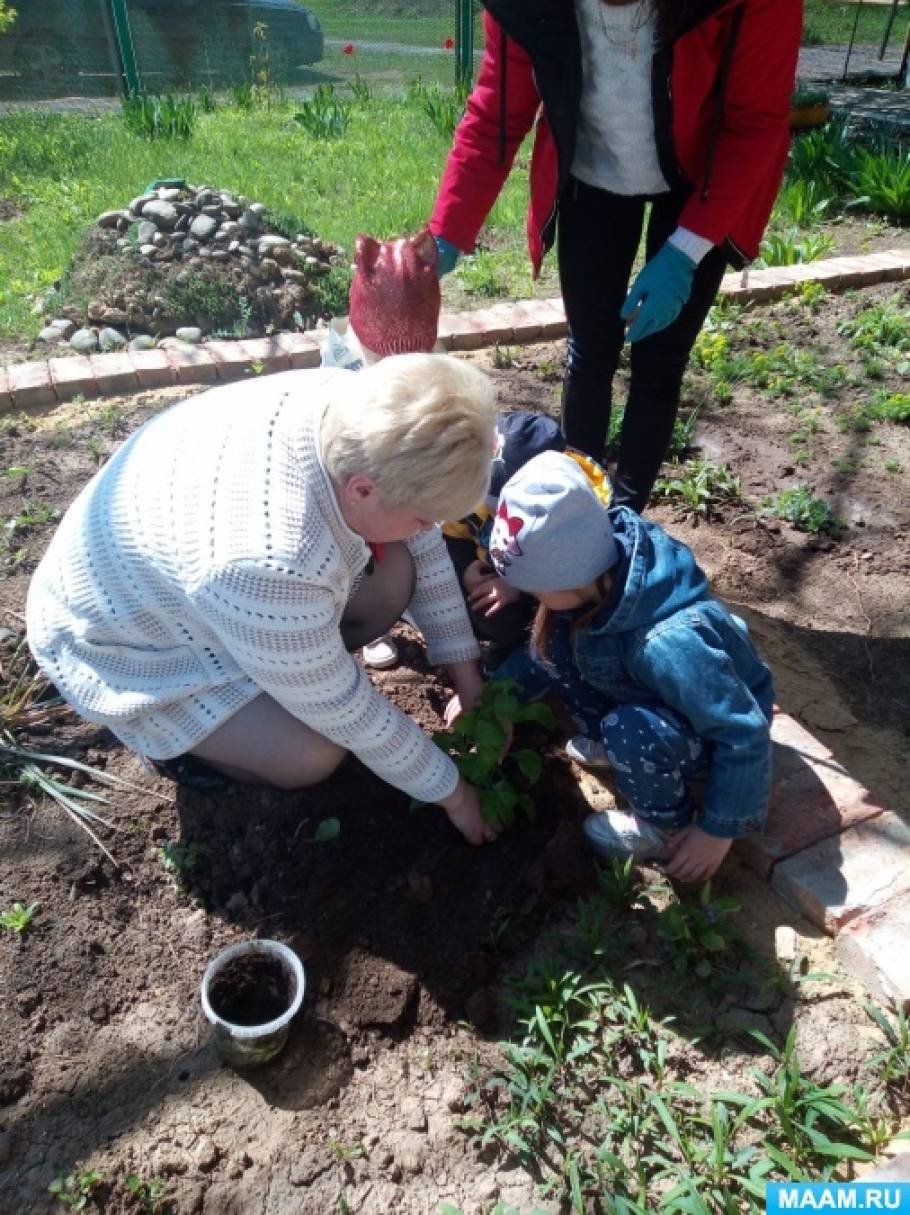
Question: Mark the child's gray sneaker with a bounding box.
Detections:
[583,809,670,862]
[565,735,610,768]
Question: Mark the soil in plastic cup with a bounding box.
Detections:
[200,939,305,1067]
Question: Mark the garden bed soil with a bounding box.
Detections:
[0,278,908,1214]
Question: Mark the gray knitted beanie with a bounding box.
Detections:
[489,451,618,592]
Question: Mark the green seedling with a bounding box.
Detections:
[0,732,160,868]
[654,882,741,978]
[837,295,910,355]
[124,1173,166,1213]
[743,1028,875,1174]
[48,1169,103,1211]
[0,899,39,934]
[653,458,741,522]
[885,459,903,474]
[594,854,640,909]
[491,343,517,369]
[796,280,828,313]
[157,839,204,887]
[425,679,553,830]
[299,817,341,845]
[761,486,845,538]
[122,92,198,140]
[869,391,910,424]
[864,1001,910,1092]
[328,1139,364,1164]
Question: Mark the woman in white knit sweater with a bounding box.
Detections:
[27,354,499,845]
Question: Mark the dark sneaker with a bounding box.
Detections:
[143,754,230,793]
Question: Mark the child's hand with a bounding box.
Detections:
[438,780,498,845]
[468,572,522,618]
[462,559,492,593]
[664,824,732,883]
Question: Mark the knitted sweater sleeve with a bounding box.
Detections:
[191,559,460,805]
[406,527,482,666]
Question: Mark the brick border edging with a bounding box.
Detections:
[1,248,908,413]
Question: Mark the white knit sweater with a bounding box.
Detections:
[26,369,480,804]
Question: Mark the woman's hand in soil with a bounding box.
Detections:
[663,824,732,883]
[621,242,696,343]
[445,659,485,727]
[468,572,521,618]
[439,780,498,845]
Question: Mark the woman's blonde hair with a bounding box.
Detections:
[321,353,497,522]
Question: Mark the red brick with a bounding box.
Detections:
[881,248,910,278]
[274,332,321,370]
[770,811,910,934]
[128,349,177,389]
[8,360,56,408]
[48,355,98,402]
[837,897,910,1010]
[164,344,218,385]
[205,340,251,382]
[503,300,545,343]
[860,251,910,284]
[460,305,516,345]
[439,311,489,352]
[827,256,872,288]
[89,353,139,396]
[539,298,568,338]
[0,365,13,412]
[236,337,292,374]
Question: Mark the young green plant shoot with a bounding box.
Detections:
[420,679,554,831]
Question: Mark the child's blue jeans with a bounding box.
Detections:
[538,619,710,831]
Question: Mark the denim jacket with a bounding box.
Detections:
[571,508,774,838]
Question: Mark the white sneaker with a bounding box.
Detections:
[362,635,399,670]
[583,809,669,862]
[565,735,610,768]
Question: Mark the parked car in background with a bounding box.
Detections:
[0,0,324,100]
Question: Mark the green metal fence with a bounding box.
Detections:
[0,0,481,103]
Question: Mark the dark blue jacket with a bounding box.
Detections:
[572,508,774,838]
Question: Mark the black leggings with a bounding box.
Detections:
[558,179,729,512]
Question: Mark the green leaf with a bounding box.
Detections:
[698,930,727,951]
[711,896,741,913]
[313,817,341,843]
[695,958,712,978]
[515,701,555,727]
[512,748,542,783]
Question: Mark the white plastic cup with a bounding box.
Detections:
[200,939,305,1068]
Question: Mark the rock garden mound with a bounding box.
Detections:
[36,183,351,355]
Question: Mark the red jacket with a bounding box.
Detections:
[430,0,802,273]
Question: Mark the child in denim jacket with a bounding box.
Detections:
[489,450,774,882]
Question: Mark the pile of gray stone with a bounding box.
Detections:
[37,182,344,353]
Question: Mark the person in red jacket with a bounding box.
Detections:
[429,0,801,511]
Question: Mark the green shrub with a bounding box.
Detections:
[293,85,351,140]
[121,92,198,141]
[408,77,469,138]
[759,227,835,267]
[846,144,910,220]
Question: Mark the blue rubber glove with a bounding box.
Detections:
[433,234,463,277]
[621,241,696,343]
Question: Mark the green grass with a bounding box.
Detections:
[0,95,533,338]
[801,0,906,47]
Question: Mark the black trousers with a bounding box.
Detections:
[558,178,729,512]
